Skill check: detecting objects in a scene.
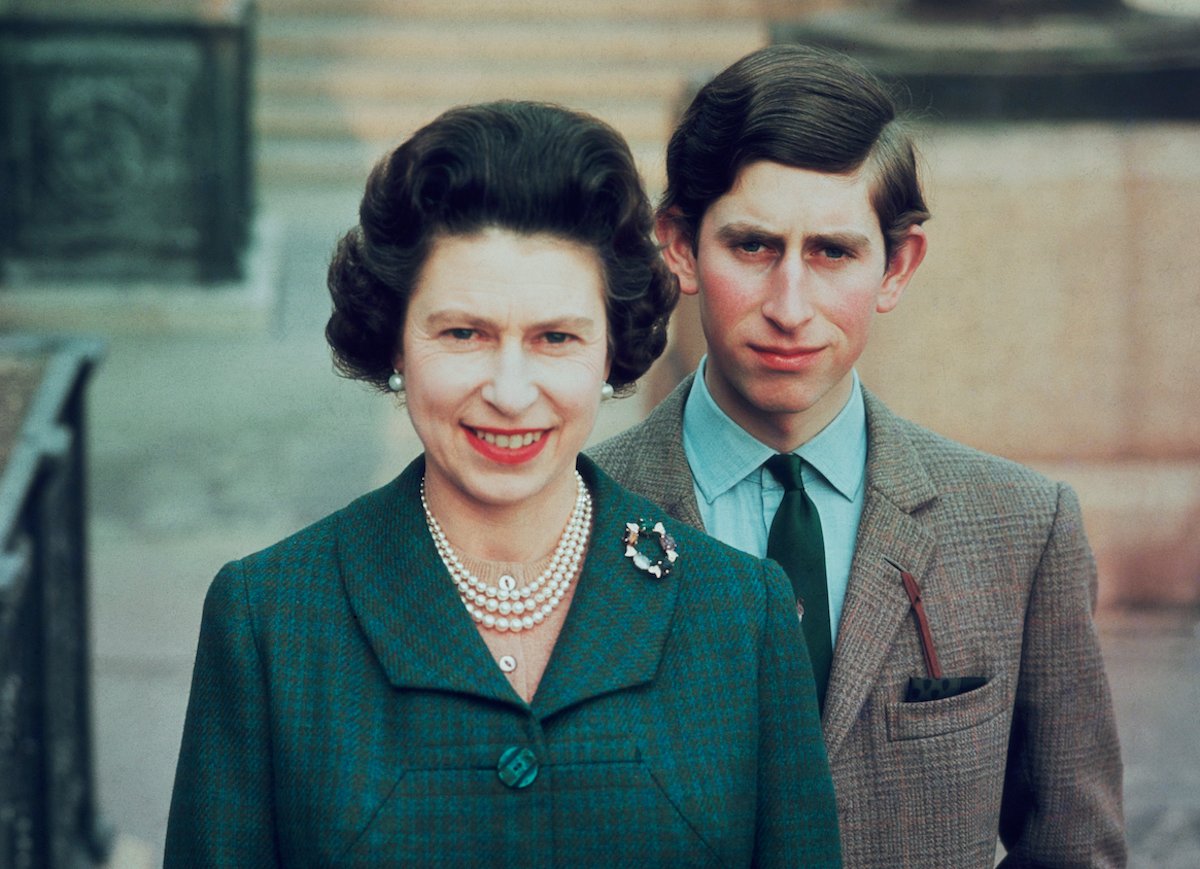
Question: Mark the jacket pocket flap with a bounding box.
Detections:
[886,673,1007,741]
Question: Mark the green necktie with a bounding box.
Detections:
[765,453,832,712]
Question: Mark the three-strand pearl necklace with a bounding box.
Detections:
[420,471,592,632]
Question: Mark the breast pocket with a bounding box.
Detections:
[885,672,1008,741]
[868,674,1013,864]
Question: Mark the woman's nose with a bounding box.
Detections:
[481,346,539,415]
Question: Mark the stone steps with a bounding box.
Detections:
[258,96,670,148]
[258,17,765,63]
[257,0,767,23]
[254,11,768,185]
[258,58,688,103]
[259,132,669,192]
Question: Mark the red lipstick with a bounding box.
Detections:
[464,426,550,465]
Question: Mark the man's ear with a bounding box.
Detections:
[877,224,927,314]
[655,212,701,296]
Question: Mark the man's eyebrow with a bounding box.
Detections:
[713,223,873,251]
[808,231,873,250]
[714,222,784,243]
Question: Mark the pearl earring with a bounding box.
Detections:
[388,371,404,392]
[600,382,615,399]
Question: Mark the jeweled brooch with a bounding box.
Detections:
[623,519,679,578]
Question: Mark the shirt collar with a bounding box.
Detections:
[682,358,867,504]
[795,371,867,502]
[683,358,775,504]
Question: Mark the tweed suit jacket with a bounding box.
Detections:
[164,455,841,868]
[589,376,1126,868]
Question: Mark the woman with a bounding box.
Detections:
[165,101,840,867]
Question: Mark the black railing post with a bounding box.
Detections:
[0,335,108,869]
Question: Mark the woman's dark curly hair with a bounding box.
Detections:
[326,101,676,395]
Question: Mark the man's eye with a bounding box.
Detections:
[544,332,573,345]
[738,240,766,254]
[448,328,475,340]
[823,247,849,260]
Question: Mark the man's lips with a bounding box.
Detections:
[751,345,824,371]
[463,426,551,464]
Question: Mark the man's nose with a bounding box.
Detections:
[760,254,816,330]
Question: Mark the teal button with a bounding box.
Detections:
[497,746,538,789]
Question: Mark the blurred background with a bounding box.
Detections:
[1,0,1197,865]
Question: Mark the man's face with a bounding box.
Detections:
[660,160,925,450]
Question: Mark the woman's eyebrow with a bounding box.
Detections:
[528,316,598,332]
[422,311,599,332]
[423,308,490,327]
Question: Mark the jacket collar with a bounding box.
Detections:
[617,374,704,529]
[859,388,939,513]
[532,457,682,719]
[336,458,517,707]
[337,456,681,720]
[822,389,940,758]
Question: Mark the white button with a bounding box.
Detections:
[499,575,517,592]
[498,655,517,673]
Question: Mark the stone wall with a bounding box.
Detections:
[866,122,1200,607]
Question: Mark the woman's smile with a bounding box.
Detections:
[465,425,551,464]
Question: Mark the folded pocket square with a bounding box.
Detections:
[904,676,987,702]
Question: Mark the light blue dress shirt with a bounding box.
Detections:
[682,359,868,644]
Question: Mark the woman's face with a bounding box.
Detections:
[398,228,610,519]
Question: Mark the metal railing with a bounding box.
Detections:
[0,334,109,869]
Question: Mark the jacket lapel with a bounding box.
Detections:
[603,375,704,530]
[822,391,940,760]
[532,458,682,720]
[336,458,523,709]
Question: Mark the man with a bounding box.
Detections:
[591,45,1125,867]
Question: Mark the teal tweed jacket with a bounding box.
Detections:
[165,455,841,867]
[590,378,1125,869]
